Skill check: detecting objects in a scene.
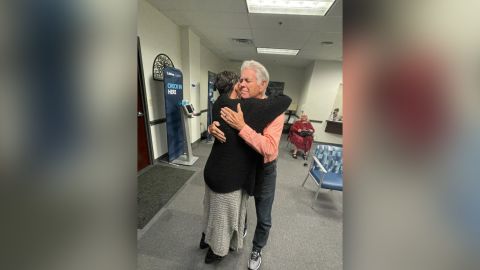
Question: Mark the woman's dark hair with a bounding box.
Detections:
[214,70,239,95]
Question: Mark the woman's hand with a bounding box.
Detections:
[208,121,226,143]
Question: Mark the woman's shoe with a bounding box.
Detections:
[205,248,224,264]
[199,233,209,249]
[292,153,297,159]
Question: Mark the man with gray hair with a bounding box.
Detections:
[209,60,284,270]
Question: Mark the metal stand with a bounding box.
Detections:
[171,106,199,166]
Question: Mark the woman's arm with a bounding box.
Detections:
[209,95,234,142]
[307,122,315,132]
[238,94,292,132]
[291,121,302,133]
[241,94,291,118]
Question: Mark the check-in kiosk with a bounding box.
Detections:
[171,101,199,166]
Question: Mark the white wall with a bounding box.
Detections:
[333,83,343,116]
[267,65,305,110]
[297,62,315,114]
[297,60,343,144]
[138,0,227,158]
[138,0,183,158]
[199,44,227,134]
[180,28,202,143]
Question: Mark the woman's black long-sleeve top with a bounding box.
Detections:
[204,94,292,195]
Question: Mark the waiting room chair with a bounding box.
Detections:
[302,144,343,207]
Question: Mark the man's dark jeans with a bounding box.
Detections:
[252,160,277,251]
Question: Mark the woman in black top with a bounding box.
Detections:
[201,71,291,262]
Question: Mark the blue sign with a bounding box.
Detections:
[163,67,185,162]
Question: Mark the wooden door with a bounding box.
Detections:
[137,37,151,171]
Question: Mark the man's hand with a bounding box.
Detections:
[208,121,226,143]
[221,104,246,131]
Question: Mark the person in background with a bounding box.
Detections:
[331,108,341,121]
[289,113,315,159]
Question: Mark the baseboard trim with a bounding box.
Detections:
[153,138,204,164]
[154,153,169,164]
[313,141,343,147]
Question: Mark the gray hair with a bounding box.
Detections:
[241,60,269,85]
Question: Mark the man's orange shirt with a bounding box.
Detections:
[239,114,284,163]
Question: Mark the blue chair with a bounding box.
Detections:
[302,144,343,207]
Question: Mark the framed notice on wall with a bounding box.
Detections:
[266,81,284,96]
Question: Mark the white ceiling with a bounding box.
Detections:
[147,0,342,68]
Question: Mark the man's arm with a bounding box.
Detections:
[238,115,284,157]
[220,104,285,157]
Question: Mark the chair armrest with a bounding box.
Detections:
[312,156,327,173]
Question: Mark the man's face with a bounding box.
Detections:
[239,68,267,99]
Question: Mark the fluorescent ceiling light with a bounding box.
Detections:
[257,47,299,55]
[246,0,335,16]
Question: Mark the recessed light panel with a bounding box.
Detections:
[246,0,335,16]
[257,47,299,55]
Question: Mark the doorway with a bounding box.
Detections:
[137,37,153,171]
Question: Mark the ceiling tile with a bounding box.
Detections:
[248,13,324,32]
[313,16,343,33]
[308,32,342,43]
[326,0,343,17]
[300,47,343,61]
[148,0,247,12]
[166,11,250,28]
[146,0,342,67]
[252,29,311,49]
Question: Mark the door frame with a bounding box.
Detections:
[138,36,154,169]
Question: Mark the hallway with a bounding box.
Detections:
[137,136,342,270]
